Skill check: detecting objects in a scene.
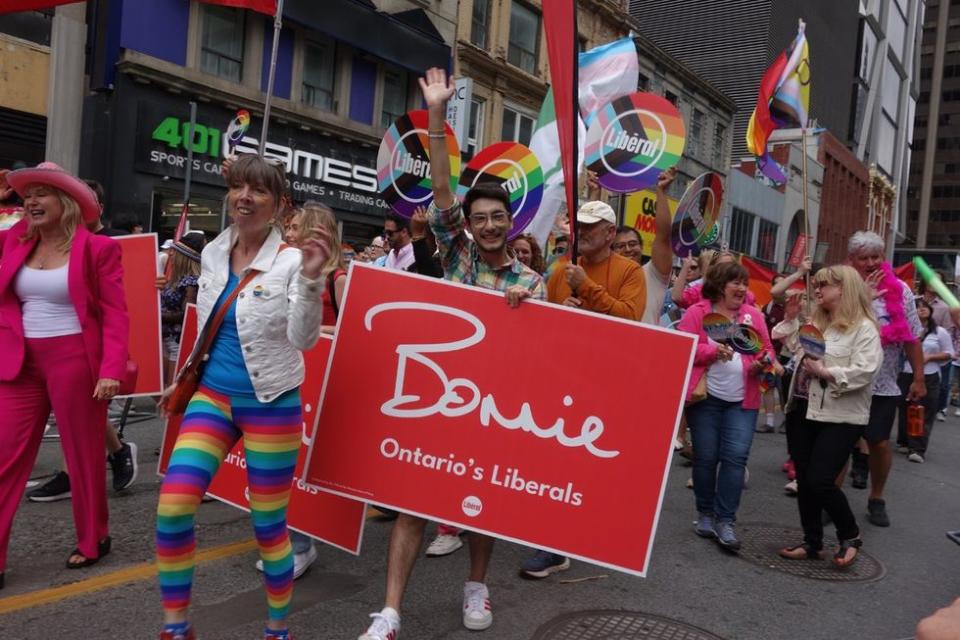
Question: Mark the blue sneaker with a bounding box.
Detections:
[520,550,570,579]
[714,521,741,552]
[694,513,716,538]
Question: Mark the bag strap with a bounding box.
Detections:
[183,244,292,375]
[328,268,346,318]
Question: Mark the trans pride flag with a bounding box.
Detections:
[746,23,810,183]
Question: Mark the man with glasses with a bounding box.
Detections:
[383,214,415,271]
[358,67,545,640]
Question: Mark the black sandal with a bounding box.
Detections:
[66,536,111,569]
[832,537,862,568]
[778,542,823,560]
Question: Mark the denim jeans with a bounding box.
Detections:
[290,530,314,555]
[686,394,758,522]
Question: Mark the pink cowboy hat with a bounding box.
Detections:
[6,162,102,223]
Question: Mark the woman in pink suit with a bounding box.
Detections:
[0,162,129,588]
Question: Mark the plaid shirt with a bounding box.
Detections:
[428,200,545,299]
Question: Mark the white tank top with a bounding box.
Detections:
[13,264,82,338]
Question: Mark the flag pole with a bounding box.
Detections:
[166,101,197,279]
[258,0,284,156]
[800,120,812,313]
[570,3,580,263]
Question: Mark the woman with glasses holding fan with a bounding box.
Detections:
[777,266,882,568]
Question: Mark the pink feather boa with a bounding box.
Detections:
[877,262,916,346]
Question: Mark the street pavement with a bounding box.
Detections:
[1,405,958,640]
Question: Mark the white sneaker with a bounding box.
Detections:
[908,452,925,464]
[359,607,401,640]
[425,533,463,557]
[954,408,960,417]
[784,479,798,496]
[255,544,318,580]
[686,476,694,489]
[462,581,493,631]
[937,410,947,422]
[673,438,684,451]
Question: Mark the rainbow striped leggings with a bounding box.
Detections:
[156,385,302,621]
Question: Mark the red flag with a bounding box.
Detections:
[198,0,277,15]
[542,1,578,258]
[0,0,80,14]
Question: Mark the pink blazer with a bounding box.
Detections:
[677,299,775,410]
[0,218,129,383]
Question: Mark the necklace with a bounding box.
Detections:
[32,243,67,270]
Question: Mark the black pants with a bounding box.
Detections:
[896,372,940,455]
[785,401,863,548]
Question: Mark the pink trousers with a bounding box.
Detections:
[0,334,108,572]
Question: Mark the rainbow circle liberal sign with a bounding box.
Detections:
[585,92,685,194]
[377,110,461,218]
[456,142,543,240]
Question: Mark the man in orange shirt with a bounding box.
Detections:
[521,200,646,579]
[545,201,647,321]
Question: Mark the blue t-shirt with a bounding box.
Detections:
[201,270,256,396]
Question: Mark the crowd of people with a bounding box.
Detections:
[0,66,958,640]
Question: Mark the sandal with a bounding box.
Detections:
[832,537,862,568]
[778,542,823,560]
[66,536,112,569]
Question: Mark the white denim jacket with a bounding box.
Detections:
[188,226,323,403]
[802,318,883,426]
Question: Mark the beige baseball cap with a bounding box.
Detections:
[576,200,616,225]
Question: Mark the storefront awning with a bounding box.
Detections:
[283,0,450,72]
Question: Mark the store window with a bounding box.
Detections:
[501,104,536,146]
[465,99,485,160]
[729,207,756,256]
[471,0,491,49]
[756,219,777,263]
[200,5,245,83]
[152,191,225,240]
[302,37,336,111]
[508,2,540,74]
[381,67,409,129]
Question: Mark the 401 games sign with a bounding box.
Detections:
[133,100,389,217]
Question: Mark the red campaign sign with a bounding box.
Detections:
[116,234,164,396]
[159,305,366,553]
[305,263,697,576]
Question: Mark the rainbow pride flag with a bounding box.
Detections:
[746,23,810,183]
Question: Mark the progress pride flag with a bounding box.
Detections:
[305,264,696,575]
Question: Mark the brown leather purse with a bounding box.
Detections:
[161,269,261,415]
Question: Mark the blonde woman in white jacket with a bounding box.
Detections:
[778,265,882,568]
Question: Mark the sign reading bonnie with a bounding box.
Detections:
[377,110,460,218]
[585,92,685,193]
[456,142,543,240]
[670,172,725,257]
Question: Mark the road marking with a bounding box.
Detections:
[0,508,384,615]
[0,539,257,616]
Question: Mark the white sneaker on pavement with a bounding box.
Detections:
[425,533,463,557]
[784,479,798,496]
[462,581,493,631]
[359,607,400,640]
[937,410,947,422]
[255,543,318,580]
[955,407,960,417]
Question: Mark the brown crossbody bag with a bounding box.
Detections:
[161,268,261,415]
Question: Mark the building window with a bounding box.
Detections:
[501,104,536,146]
[665,90,678,106]
[757,219,777,263]
[729,207,756,255]
[381,67,409,129]
[508,2,540,75]
[471,0,491,49]
[302,37,336,111]
[638,73,650,91]
[200,5,245,83]
[689,108,704,159]
[466,99,485,160]
[712,122,726,167]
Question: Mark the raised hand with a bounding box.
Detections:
[300,226,333,280]
[0,169,13,202]
[657,166,677,192]
[418,67,456,110]
[410,206,429,239]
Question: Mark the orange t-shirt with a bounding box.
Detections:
[546,252,646,321]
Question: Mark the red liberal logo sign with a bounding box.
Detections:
[305,264,696,576]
